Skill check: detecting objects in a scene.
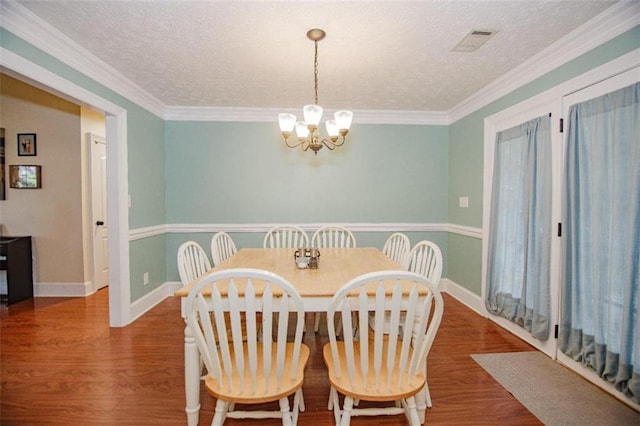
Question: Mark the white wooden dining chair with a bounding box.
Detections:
[311,226,357,332]
[402,240,443,413]
[211,231,238,266]
[369,232,410,350]
[177,241,211,286]
[311,225,356,249]
[382,232,411,266]
[177,240,214,383]
[186,268,310,426]
[323,270,444,426]
[263,225,309,249]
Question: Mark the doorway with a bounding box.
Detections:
[2,50,131,326]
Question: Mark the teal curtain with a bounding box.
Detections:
[560,82,640,403]
[486,114,552,340]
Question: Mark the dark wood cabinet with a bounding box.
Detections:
[0,236,33,305]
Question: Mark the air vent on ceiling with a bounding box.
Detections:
[452,29,497,52]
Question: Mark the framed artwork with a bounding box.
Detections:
[18,133,37,156]
[9,165,42,189]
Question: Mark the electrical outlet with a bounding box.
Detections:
[459,196,469,208]
[143,272,149,285]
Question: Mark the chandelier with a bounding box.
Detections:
[278,29,353,155]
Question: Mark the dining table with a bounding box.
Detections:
[175,247,403,426]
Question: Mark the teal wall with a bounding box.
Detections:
[1,28,167,302]
[164,121,449,282]
[130,234,167,301]
[165,122,448,223]
[128,113,166,229]
[446,25,640,294]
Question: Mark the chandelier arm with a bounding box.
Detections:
[331,136,346,147]
[285,138,307,149]
[320,136,346,149]
[321,139,337,150]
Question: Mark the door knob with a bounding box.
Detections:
[96,221,104,226]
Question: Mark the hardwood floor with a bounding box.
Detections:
[1,290,541,425]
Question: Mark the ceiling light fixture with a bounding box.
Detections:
[278,29,353,155]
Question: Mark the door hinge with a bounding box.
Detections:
[559,118,564,133]
[557,222,562,237]
[554,324,559,339]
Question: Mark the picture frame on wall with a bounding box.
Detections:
[9,165,42,189]
[17,133,37,156]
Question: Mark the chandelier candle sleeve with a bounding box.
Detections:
[278,29,353,155]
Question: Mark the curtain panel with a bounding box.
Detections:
[486,114,552,341]
[560,82,640,403]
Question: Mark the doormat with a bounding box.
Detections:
[471,351,640,425]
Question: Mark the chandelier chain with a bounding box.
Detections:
[314,40,319,105]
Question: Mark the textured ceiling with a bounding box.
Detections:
[15,0,620,112]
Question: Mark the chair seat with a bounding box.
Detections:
[322,341,425,402]
[206,342,310,404]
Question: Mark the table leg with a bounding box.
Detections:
[184,323,201,426]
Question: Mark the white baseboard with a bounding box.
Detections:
[130,281,182,323]
[34,281,94,297]
[440,278,486,318]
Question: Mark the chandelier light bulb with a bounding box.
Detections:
[295,121,310,140]
[303,105,323,126]
[325,120,339,139]
[278,113,296,135]
[335,110,353,131]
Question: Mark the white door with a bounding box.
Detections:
[90,133,108,291]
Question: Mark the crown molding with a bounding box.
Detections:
[349,109,450,125]
[164,106,282,122]
[0,0,166,118]
[448,1,640,123]
[164,106,450,125]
